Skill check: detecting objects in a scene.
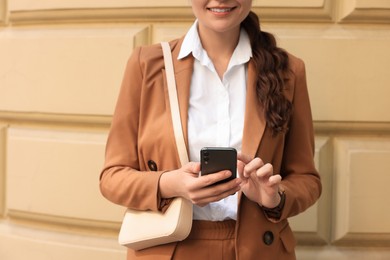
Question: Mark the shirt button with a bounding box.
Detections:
[263,231,274,245]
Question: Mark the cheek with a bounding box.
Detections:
[240,0,253,11]
[190,2,204,18]
[243,0,253,5]
[238,0,252,19]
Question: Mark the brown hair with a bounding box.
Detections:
[241,11,292,133]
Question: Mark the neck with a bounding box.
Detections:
[198,27,241,79]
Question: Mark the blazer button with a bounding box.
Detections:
[263,231,274,245]
[148,160,158,171]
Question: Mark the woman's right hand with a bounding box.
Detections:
[159,162,241,207]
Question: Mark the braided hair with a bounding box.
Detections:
[241,11,292,134]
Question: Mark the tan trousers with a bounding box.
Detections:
[173,220,236,260]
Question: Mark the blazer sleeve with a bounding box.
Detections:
[277,57,322,221]
[99,47,166,212]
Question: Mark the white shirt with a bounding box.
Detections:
[178,21,252,221]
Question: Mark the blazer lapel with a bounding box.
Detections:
[238,59,266,204]
[241,60,266,159]
[170,39,194,152]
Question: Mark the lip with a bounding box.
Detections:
[207,6,237,15]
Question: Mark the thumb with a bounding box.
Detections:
[182,161,200,174]
[237,160,246,179]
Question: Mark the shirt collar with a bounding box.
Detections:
[178,20,252,66]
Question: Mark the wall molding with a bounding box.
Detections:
[251,2,334,23]
[0,111,110,129]
[0,0,6,25]
[339,9,390,24]
[7,210,120,236]
[6,2,390,25]
[2,112,390,135]
[9,1,390,26]
[5,2,390,26]
[338,0,390,23]
[315,137,333,244]
[8,5,335,25]
[0,125,5,217]
[314,121,390,135]
[333,233,390,247]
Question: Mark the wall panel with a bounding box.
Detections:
[272,26,390,122]
[289,137,332,244]
[6,127,123,224]
[0,26,148,115]
[0,222,125,260]
[333,137,390,245]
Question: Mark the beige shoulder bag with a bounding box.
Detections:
[118,42,193,251]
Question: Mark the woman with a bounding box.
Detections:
[100,0,321,259]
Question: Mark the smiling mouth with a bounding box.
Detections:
[208,7,236,13]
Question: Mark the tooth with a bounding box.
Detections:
[210,8,231,13]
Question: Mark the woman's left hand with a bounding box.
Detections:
[237,153,282,208]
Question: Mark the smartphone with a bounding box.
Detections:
[200,147,237,185]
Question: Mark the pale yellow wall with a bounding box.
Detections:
[1,1,390,259]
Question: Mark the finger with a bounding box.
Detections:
[193,180,241,206]
[237,152,252,164]
[244,158,264,177]
[256,163,273,178]
[268,174,282,186]
[199,170,233,187]
[206,186,240,203]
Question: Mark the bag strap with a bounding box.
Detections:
[161,42,189,166]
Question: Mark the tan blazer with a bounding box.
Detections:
[100,37,322,260]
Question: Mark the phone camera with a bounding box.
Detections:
[204,156,209,164]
